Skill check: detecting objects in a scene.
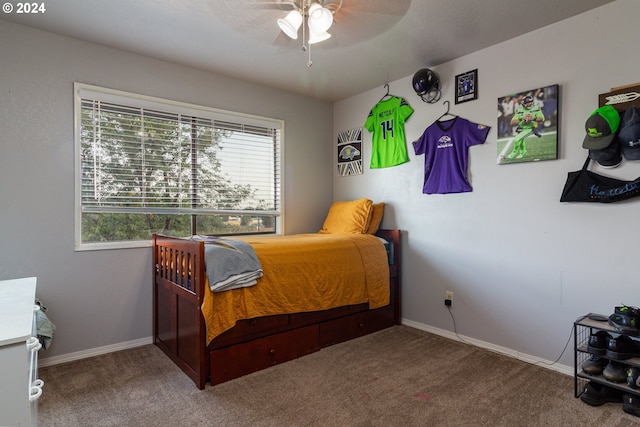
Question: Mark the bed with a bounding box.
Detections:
[152,199,401,389]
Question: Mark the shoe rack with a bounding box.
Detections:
[574,313,640,398]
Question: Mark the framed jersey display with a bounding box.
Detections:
[497,84,559,165]
[455,69,478,104]
[337,127,363,176]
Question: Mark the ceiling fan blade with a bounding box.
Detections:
[215,0,412,49]
[250,0,296,11]
[338,0,411,16]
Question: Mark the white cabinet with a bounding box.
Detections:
[0,277,42,427]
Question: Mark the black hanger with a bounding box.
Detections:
[380,83,393,101]
[437,100,457,121]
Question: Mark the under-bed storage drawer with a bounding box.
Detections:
[289,303,367,326]
[210,314,290,349]
[209,324,320,385]
[319,307,395,348]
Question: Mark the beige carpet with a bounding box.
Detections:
[37,326,639,426]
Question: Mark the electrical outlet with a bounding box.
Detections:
[444,291,453,307]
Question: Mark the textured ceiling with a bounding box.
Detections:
[0,0,615,101]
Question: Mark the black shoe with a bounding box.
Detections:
[608,305,640,335]
[582,355,608,375]
[606,335,639,360]
[580,381,623,406]
[628,367,640,389]
[623,394,640,417]
[603,360,628,383]
[588,330,611,355]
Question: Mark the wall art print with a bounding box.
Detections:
[497,83,559,165]
[337,127,363,176]
[455,69,478,104]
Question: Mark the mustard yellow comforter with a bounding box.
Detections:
[201,233,390,345]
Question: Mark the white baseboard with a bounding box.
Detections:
[401,318,574,377]
[39,336,153,368]
[39,322,575,377]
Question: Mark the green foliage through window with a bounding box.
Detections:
[75,84,281,248]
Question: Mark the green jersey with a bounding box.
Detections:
[514,105,543,129]
[364,96,414,168]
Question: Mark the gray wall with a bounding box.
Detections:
[2,0,638,371]
[0,20,333,361]
[333,0,640,373]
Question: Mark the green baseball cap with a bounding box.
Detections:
[583,105,621,150]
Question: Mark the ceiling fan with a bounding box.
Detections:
[254,0,410,64]
[250,1,342,65]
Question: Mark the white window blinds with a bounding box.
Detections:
[78,85,281,217]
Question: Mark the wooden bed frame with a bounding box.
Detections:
[153,229,401,389]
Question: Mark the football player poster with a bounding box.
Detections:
[497,84,559,165]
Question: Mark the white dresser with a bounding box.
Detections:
[0,277,43,427]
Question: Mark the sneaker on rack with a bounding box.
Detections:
[603,360,628,383]
[623,394,640,417]
[588,330,612,355]
[628,367,640,389]
[606,335,639,360]
[608,305,640,336]
[582,355,609,375]
[580,381,623,406]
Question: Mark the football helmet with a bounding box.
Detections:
[522,95,534,108]
[412,68,441,103]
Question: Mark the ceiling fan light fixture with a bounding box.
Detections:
[308,3,333,33]
[308,29,331,44]
[274,0,342,64]
[277,10,303,39]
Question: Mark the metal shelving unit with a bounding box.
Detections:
[574,313,640,398]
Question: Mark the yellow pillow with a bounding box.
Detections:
[366,203,385,234]
[319,198,373,234]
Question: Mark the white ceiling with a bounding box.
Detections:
[1,0,615,101]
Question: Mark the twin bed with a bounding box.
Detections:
[153,199,401,389]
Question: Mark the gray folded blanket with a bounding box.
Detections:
[202,238,263,292]
[35,298,55,350]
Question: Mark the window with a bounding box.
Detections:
[74,83,282,250]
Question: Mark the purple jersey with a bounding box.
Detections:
[412,117,490,194]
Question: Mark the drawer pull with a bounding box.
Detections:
[269,349,276,354]
[29,384,43,402]
[27,337,42,351]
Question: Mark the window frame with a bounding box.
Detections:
[74,83,285,251]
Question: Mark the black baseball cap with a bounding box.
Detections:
[589,140,622,168]
[618,107,640,160]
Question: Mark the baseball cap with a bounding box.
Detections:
[618,107,640,160]
[582,105,621,150]
[589,141,622,168]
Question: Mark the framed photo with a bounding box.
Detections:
[496,84,559,165]
[455,69,478,104]
[337,128,363,176]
